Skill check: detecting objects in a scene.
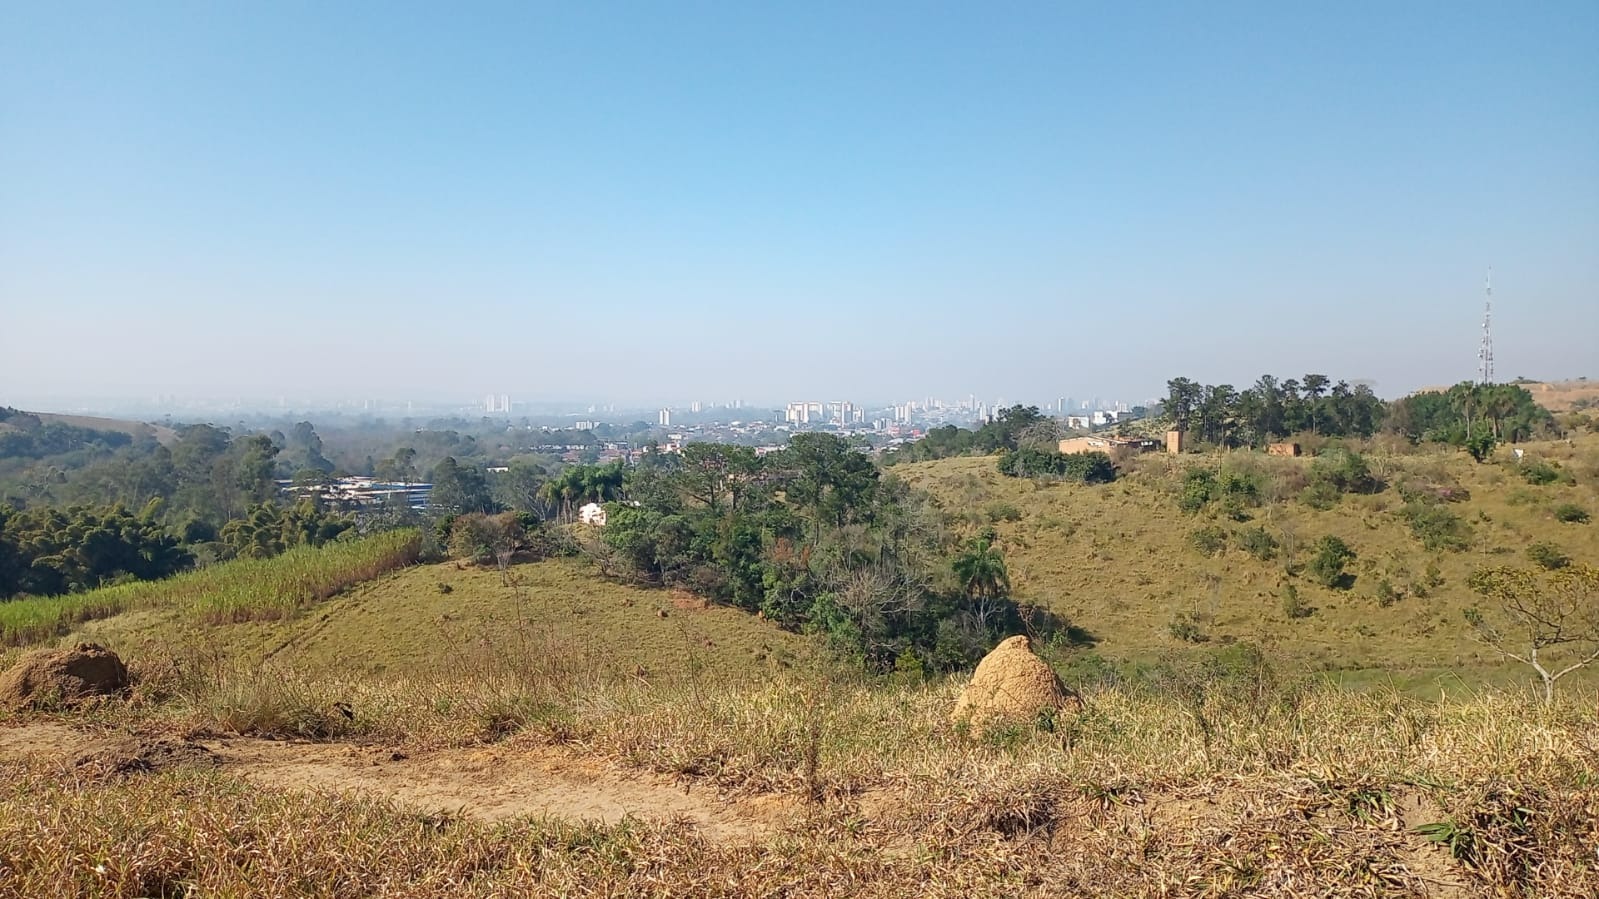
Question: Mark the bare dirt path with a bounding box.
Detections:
[0,722,773,841]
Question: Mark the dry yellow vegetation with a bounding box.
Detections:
[894,434,1599,692]
[3,654,1597,896]
[1522,378,1599,413]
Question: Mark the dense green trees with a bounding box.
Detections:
[539,460,627,521]
[3,422,293,532]
[218,500,353,560]
[596,434,1033,672]
[1164,374,1386,447]
[996,448,1116,482]
[427,457,495,515]
[1162,377,1555,452]
[0,504,192,598]
[1384,382,1552,448]
[884,377,1556,468]
[885,405,1054,464]
[280,421,335,476]
[491,456,557,519]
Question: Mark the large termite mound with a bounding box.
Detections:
[951,635,1081,727]
[0,643,129,710]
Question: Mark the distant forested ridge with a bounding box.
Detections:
[0,407,134,459]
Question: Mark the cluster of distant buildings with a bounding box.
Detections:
[784,401,863,426]
[279,477,432,510]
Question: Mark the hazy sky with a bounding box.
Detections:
[3,2,1595,408]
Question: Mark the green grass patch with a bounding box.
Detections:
[0,530,422,646]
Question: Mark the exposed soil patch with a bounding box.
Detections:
[73,736,219,777]
[0,721,86,757]
[1392,788,1473,898]
[0,723,770,841]
[209,738,771,838]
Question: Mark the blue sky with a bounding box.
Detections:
[2,1,1595,407]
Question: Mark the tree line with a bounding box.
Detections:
[0,420,359,598]
[1162,374,1387,446]
[880,377,1556,469]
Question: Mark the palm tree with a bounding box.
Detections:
[953,528,1010,631]
[1449,382,1482,439]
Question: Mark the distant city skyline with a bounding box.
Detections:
[3,4,1595,404]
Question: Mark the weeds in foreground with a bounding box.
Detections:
[8,659,1599,896]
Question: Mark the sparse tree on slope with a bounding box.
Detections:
[1466,564,1599,705]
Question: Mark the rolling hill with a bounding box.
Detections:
[895,435,1599,690]
[62,555,814,682]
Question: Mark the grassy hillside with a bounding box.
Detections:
[896,436,1599,690]
[0,410,176,446]
[31,411,179,445]
[66,554,812,682]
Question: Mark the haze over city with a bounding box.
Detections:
[3,2,1595,412]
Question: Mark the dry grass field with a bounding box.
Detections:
[3,654,1598,896]
[1523,379,1599,413]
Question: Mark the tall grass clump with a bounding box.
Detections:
[0,530,421,645]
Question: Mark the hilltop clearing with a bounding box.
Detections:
[1524,378,1599,413]
[1,468,1597,893]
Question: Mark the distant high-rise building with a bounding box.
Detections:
[785,401,825,424]
[690,401,703,413]
[658,408,672,426]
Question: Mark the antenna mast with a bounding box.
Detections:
[1477,267,1494,385]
